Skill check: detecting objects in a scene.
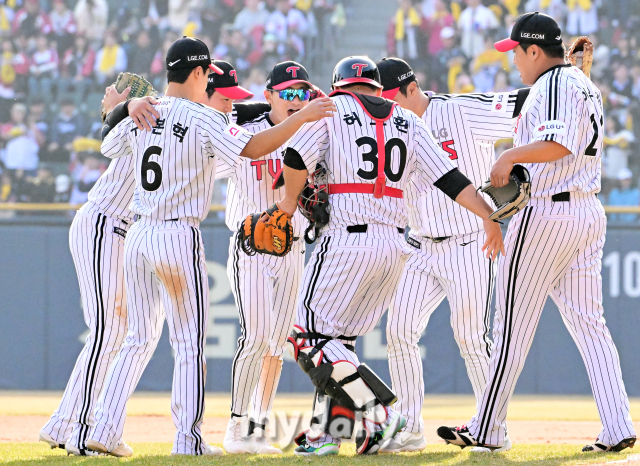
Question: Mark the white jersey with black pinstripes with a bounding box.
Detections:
[216,112,306,237]
[86,156,135,222]
[101,96,253,222]
[513,64,603,198]
[407,90,521,238]
[287,94,456,231]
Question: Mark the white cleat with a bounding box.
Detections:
[380,431,427,453]
[65,444,106,456]
[223,417,250,454]
[38,430,62,449]
[171,442,224,456]
[246,428,282,455]
[86,438,133,457]
[471,435,513,453]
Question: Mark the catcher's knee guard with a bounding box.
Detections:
[287,326,397,423]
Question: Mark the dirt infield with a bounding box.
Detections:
[4,415,639,446]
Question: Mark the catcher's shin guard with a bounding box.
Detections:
[308,391,356,441]
[286,326,397,424]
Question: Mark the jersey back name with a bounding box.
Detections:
[407,91,520,238]
[514,65,603,197]
[288,94,456,230]
[101,96,252,222]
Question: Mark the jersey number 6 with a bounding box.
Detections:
[355,136,407,182]
[141,145,162,191]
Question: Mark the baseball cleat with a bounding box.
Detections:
[171,442,224,456]
[223,417,249,454]
[437,425,500,451]
[86,438,133,457]
[379,431,427,453]
[582,436,636,453]
[470,435,512,453]
[245,427,282,454]
[356,412,407,455]
[38,429,63,449]
[65,444,106,456]
[293,433,339,456]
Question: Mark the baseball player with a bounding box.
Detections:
[215,61,316,455]
[37,88,161,457]
[85,37,335,457]
[437,12,636,453]
[375,57,529,453]
[280,56,505,456]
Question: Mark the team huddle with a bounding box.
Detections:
[38,11,636,458]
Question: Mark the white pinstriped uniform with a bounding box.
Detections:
[288,94,455,370]
[40,153,136,452]
[90,96,253,455]
[215,112,306,426]
[468,65,636,447]
[388,90,523,434]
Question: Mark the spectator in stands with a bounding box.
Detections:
[493,69,513,92]
[168,0,201,33]
[603,115,635,180]
[0,40,16,113]
[566,0,599,36]
[607,168,640,223]
[0,2,15,38]
[28,34,58,102]
[59,35,95,105]
[46,99,86,163]
[10,34,30,96]
[471,35,510,93]
[394,0,421,60]
[69,151,102,204]
[54,174,71,203]
[457,0,499,58]
[0,172,12,202]
[22,166,56,203]
[611,62,633,99]
[74,0,109,44]
[234,0,270,35]
[128,30,157,77]
[422,0,455,56]
[432,26,465,92]
[49,0,77,56]
[524,0,566,26]
[259,32,280,70]
[226,28,251,71]
[244,67,267,101]
[12,0,52,37]
[0,103,40,177]
[150,32,178,89]
[94,31,127,86]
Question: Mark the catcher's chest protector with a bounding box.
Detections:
[328,91,402,199]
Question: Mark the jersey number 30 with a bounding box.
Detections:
[141,146,162,191]
[355,136,407,182]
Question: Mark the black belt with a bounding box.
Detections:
[551,192,570,202]
[424,236,451,243]
[299,332,357,353]
[347,224,405,234]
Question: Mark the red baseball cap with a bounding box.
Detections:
[207,60,253,100]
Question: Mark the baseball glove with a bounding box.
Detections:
[101,72,157,122]
[479,165,531,221]
[238,203,293,256]
[566,36,593,79]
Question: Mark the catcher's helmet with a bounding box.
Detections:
[332,56,383,90]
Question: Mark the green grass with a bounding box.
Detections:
[0,443,629,466]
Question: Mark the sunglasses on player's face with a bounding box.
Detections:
[272,88,311,102]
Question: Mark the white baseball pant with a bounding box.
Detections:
[469,197,636,447]
[89,218,209,455]
[41,204,129,451]
[387,229,495,434]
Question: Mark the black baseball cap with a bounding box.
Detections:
[266,61,312,90]
[166,36,223,74]
[207,60,253,100]
[377,57,417,99]
[495,12,562,52]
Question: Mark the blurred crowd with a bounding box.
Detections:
[0,0,344,208]
[390,0,640,221]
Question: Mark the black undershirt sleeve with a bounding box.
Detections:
[512,88,530,118]
[433,168,473,201]
[283,147,307,171]
[101,100,130,140]
[233,102,272,125]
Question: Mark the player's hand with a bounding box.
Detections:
[490,150,515,188]
[102,85,130,115]
[482,219,505,261]
[129,96,161,131]
[297,97,336,123]
[276,199,297,217]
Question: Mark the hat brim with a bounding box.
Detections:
[216,85,254,100]
[381,88,400,99]
[208,63,224,75]
[271,79,313,90]
[333,77,383,89]
[495,38,520,52]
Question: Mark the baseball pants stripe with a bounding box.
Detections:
[228,235,304,424]
[41,207,128,450]
[387,230,495,434]
[90,220,209,455]
[469,204,636,446]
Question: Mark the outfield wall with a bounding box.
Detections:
[1,216,639,395]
